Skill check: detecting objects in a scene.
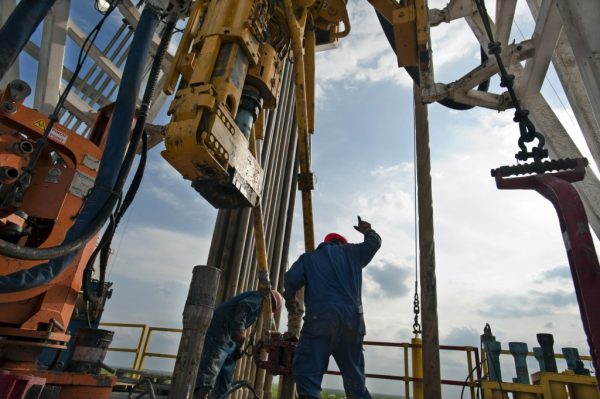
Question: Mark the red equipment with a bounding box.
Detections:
[0,371,46,399]
[253,331,298,376]
[0,81,117,398]
[493,158,600,382]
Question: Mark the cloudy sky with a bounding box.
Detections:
[18,0,596,396]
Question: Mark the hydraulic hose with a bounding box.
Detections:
[0,0,58,81]
[83,14,177,302]
[375,11,490,111]
[0,5,160,293]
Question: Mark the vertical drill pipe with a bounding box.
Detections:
[268,112,298,289]
[304,24,316,134]
[262,82,288,245]
[224,209,252,299]
[0,0,58,81]
[265,65,295,264]
[252,64,296,396]
[283,0,314,251]
[215,209,243,303]
[254,89,295,396]
[414,83,442,399]
[168,266,221,399]
[281,5,313,398]
[207,211,231,269]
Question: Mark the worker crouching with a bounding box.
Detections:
[284,217,382,399]
[194,290,283,399]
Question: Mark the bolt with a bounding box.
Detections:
[1,102,16,113]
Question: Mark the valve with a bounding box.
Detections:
[253,331,298,375]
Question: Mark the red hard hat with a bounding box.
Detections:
[324,232,348,245]
[270,290,283,313]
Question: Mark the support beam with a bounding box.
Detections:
[527,0,600,189]
[414,83,442,399]
[64,91,95,126]
[0,0,19,88]
[429,0,475,26]
[34,0,70,116]
[68,23,122,84]
[495,0,517,48]
[467,12,600,239]
[520,0,563,96]
[117,0,174,68]
[522,92,600,238]
[555,0,600,133]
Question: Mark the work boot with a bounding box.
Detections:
[194,386,212,399]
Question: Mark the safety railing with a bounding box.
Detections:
[137,326,182,370]
[102,323,483,398]
[324,341,481,399]
[100,322,148,370]
[100,323,598,398]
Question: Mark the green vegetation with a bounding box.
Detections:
[272,386,404,399]
[320,389,404,399]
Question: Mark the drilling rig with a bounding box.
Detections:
[0,0,599,398]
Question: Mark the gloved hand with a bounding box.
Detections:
[285,298,299,315]
[353,216,371,234]
[233,328,246,344]
[233,342,244,360]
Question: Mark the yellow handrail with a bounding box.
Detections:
[137,326,183,371]
[100,322,148,370]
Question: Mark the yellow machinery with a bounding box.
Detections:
[162,0,351,208]
[482,372,600,399]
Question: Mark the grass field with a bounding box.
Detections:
[272,386,404,399]
[320,389,404,399]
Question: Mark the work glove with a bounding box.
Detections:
[233,342,244,360]
[285,298,299,315]
[233,328,246,344]
[353,216,371,234]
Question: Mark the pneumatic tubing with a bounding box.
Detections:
[0,0,58,81]
[0,6,160,293]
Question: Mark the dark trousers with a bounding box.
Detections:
[195,335,240,398]
[293,328,371,399]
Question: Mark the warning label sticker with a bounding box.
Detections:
[33,119,46,131]
[48,128,68,145]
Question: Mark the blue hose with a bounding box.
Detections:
[0,6,160,293]
[0,0,58,81]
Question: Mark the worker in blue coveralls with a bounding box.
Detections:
[194,289,284,399]
[283,216,382,399]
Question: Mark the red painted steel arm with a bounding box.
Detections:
[493,160,600,383]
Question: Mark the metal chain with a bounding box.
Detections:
[413,281,421,334]
[473,0,548,164]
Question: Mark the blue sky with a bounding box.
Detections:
[9,0,595,395]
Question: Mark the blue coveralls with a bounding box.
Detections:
[195,291,263,398]
[283,229,382,399]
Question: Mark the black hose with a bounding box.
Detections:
[83,14,177,302]
[128,378,156,399]
[0,5,161,293]
[375,11,490,110]
[0,0,58,81]
[217,380,260,399]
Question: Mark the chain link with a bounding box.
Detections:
[474,0,548,164]
[412,281,421,335]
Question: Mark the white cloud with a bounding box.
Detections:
[315,1,413,102]
[108,225,211,284]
